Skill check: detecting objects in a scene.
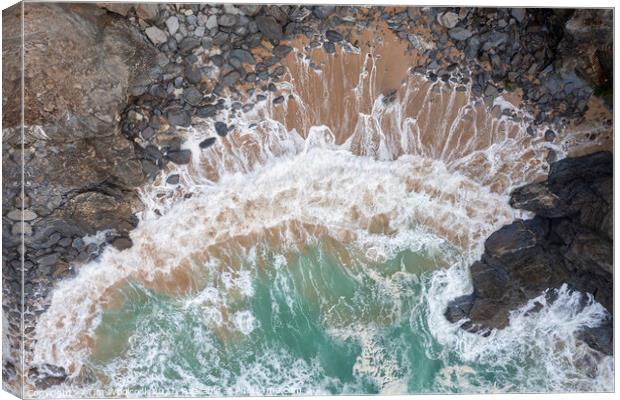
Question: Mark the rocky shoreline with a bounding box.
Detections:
[446,151,613,355]
[2,4,613,392]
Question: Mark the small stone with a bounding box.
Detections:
[185,65,203,83]
[437,11,459,28]
[230,49,255,65]
[37,253,58,267]
[448,27,473,41]
[218,14,239,28]
[199,137,217,148]
[166,109,191,127]
[166,174,181,184]
[323,41,336,54]
[255,16,282,40]
[183,87,203,106]
[484,85,498,96]
[206,14,218,30]
[221,71,241,87]
[145,26,167,45]
[194,26,205,37]
[214,122,228,136]
[179,37,201,53]
[544,129,556,142]
[167,149,192,165]
[273,45,293,58]
[112,237,133,251]
[141,127,155,140]
[166,16,179,35]
[273,95,285,105]
[325,30,343,42]
[196,105,217,118]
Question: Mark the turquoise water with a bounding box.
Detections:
[83,236,612,396]
[88,239,452,395]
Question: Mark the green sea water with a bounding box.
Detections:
[83,237,612,396]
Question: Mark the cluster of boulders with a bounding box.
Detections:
[106,4,380,180]
[107,5,614,188]
[392,8,612,127]
[445,151,613,355]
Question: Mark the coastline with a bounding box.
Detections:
[2,4,613,395]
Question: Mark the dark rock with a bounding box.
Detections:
[111,237,132,251]
[576,318,613,355]
[273,45,293,58]
[325,29,343,42]
[448,27,473,41]
[182,87,202,106]
[184,65,204,84]
[199,137,217,148]
[196,105,217,118]
[544,129,556,142]
[255,15,283,41]
[214,122,228,136]
[27,364,67,390]
[221,71,241,87]
[166,109,191,127]
[166,149,192,165]
[446,152,614,355]
[273,95,285,104]
[444,294,474,323]
[179,37,201,53]
[510,183,566,218]
[323,41,336,54]
[548,151,612,189]
[230,48,256,65]
[141,126,155,140]
[166,174,180,184]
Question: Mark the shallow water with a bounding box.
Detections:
[30,24,613,397]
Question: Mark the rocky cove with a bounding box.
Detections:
[1,3,614,396]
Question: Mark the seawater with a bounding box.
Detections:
[30,26,613,396]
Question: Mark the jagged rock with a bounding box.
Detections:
[446,152,613,355]
[510,183,566,218]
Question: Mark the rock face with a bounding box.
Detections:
[2,3,159,390]
[445,152,613,355]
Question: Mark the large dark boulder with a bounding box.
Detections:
[446,152,613,354]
